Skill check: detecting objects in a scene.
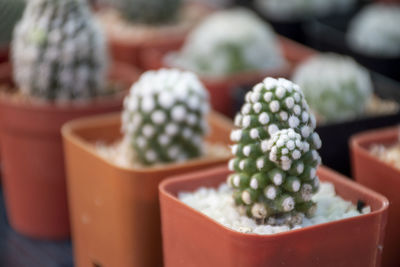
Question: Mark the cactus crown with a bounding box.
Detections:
[292,53,372,123]
[0,0,25,46]
[347,3,400,57]
[12,0,108,101]
[167,8,283,77]
[228,77,322,223]
[122,69,210,166]
[108,0,182,24]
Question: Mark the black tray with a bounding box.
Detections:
[232,71,400,177]
[305,9,400,81]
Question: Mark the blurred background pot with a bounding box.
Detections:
[351,126,400,267]
[62,111,233,267]
[0,62,139,239]
[159,165,388,267]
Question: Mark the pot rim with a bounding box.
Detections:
[351,125,400,175]
[61,111,233,174]
[159,165,389,240]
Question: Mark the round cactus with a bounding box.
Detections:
[347,4,400,57]
[122,69,210,166]
[292,53,372,123]
[0,0,25,46]
[12,0,108,101]
[167,8,283,77]
[104,0,182,24]
[228,77,322,222]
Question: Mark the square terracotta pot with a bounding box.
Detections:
[142,36,315,117]
[159,165,388,267]
[0,62,139,240]
[62,111,233,267]
[351,126,400,267]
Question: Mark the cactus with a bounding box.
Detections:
[12,0,108,101]
[227,77,322,223]
[0,0,25,46]
[167,8,283,77]
[347,3,400,57]
[122,69,210,166]
[105,0,182,24]
[292,53,372,123]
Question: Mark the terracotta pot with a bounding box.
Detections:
[159,165,388,267]
[351,126,400,267]
[142,36,315,117]
[0,45,9,64]
[0,62,139,240]
[62,111,233,267]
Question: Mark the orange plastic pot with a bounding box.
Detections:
[142,36,316,117]
[0,62,139,240]
[159,165,388,267]
[351,126,400,267]
[62,111,233,267]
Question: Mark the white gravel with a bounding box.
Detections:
[179,182,370,234]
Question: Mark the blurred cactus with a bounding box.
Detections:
[347,3,400,57]
[106,0,182,24]
[0,0,25,46]
[228,77,321,223]
[122,69,210,166]
[167,8,283,77]
[292,54,372,123]
[12,0,108,100]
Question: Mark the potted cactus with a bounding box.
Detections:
[351,126,400,267]
[62,69,233,267]
[145,8,315,117]
[159,77,388,267]
[0,0,25,63]
[291,53,399,175]
[95,0,212,68]
[0,0,139,239]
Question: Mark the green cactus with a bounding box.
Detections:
[292,54,372,123]
[0,0,25,46]
[12,0,108,101]
[228,77,322,223]
[122,69,210,166]
[108,0,182,24]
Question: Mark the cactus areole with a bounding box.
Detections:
[12,0,108,101]
[122,69,210,166]
[228,77,322,223]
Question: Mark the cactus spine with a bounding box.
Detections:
[122,69,210,166]
[12,0,108,100]
[0,0,25,46]
[228,77,322,223]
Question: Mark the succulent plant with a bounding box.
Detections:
[347,3,400,57]
[227,77,322,223]
[12,0,108,101]
[105,0,182,24]
[254,0,356,21]
[292,53,373,123]
[0,0,25,47]
[167,8,283,77]
[122,69,210,166]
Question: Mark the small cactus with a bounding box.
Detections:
[347,3,400,57]
[228,77,322,223]
[292,53,372,123]
[122,69,210,166]
[0,0,25,46]
[12,0,108,101]
[167,8,283,77]
[105,0,182,24]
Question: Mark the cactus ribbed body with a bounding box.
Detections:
[0,0,25,46]
[12,0,108,100]
[292,54,372,123]
[108,0,182,24]
[228,77,321,222]
[122,69,210,166]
